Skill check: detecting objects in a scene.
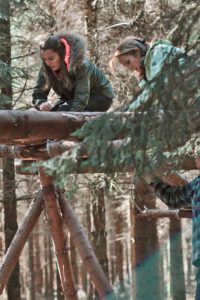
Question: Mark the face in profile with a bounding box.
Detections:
[118,52,143,79]
[40,49,61,71]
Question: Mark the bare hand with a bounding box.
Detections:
[39,102,52,111]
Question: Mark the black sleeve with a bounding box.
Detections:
[151,178,192,208]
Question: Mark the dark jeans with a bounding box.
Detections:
[51,93,113,112]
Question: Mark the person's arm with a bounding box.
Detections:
[69,62,90,112]
[32,68,51,110]
[151,177,194,208]
[145,40,185,81]
[128,81,153,111]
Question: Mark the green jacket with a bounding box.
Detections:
[128,39,185,111]
[32,33,115,111]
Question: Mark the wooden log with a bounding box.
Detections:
[58,193,116,300]
[0,143,197,174]
[0,191,43,294]
[0,109,199,146]
[38,168,78,300]
[0,110,103,144]
[136,208,192,219]
[0,141,78,159]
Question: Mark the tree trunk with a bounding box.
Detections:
[91,188,109,299]
[132,179,162,300]
[57,268,65,300]
[3,158,21,300]
[44,233,55,299]
[104,193,116,286]
[169,219,186,300]
[34,221,43,297]
[165,173,187,299]
[28,234,36,300]
[91,188,109,275]
[0,1,21,297]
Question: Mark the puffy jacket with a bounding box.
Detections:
[32,33,115,111]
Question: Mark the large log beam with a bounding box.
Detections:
[0,110,199,146]
[0,110,103,144]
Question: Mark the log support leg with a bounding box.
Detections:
[38,167,78,300]
[58,192,116,300]
[0,191,43,294]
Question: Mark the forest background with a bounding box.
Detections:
[0,0,199,299]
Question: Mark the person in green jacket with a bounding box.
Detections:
[110,36,187,111]
[32,32,115,112]
[148,152,200,300]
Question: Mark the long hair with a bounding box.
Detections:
[39,33,76,93]
[110,36,149,76]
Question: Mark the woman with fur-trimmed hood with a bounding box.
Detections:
[32,32,115,112]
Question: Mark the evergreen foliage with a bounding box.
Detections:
[0,0,54,109]
[43,48,200,185]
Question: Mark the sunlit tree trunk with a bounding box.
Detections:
[162,174,187,300]
[34,222,43,297]
[44,233,55,299]
[114,199,125,296]
[84,199,92,296]
[105,193,116,286]
[28,234,36,300]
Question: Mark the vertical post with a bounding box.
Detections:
[58,192,116,300]
[38,168,78,300]
[0,191,43,294]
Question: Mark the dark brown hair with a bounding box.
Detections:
[39,33,74,93]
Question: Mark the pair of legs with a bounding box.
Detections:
[51,93,113,112]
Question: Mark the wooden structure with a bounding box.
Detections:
[0,110,194,299]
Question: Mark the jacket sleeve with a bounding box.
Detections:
[145,41,185,81]
[70,62,90,112]
[32,68,51,108]
[128,42,185,112]
[151,178,193,208]
[128,81,153,111]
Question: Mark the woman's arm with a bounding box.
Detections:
[32,68,51,109]
[151,177,194,208]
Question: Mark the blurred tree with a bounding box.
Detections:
[0,1,21,299]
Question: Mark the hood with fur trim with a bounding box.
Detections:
[56,32,87,70]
